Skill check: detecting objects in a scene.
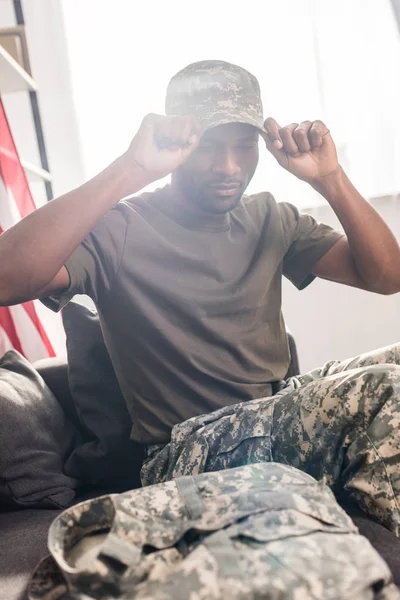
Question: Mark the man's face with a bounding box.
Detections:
[173,122,259,214]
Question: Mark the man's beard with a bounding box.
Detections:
[178,175,247,215]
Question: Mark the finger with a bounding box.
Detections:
[279,123,301,156]
[166,116,195,145]
[182,117,203,155]
[177,115,201,145]
[173,116,202,161]
[173,117,193,145]
[152,115,177,149]
[293,121,312,152]
[188,115,202,144]
[155,116,200,149]
[309,120,329,148]
[263,117,283,150]
[262,130,287,165]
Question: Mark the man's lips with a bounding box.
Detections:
[208,182,241,197]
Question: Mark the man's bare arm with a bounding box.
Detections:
[0,157,148,306]
[0,114,201,306]
[263,118,400,295]
[312,169,400,295]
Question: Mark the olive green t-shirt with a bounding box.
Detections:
[46,186,342,444]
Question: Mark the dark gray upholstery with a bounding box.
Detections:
[0,508,58,600]
[0,351,80,510]
[350,510,400,585]
[61,301,143,490]
[32,357,78,429]
[285,332,300,379]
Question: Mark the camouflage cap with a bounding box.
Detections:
[165,60,265,133]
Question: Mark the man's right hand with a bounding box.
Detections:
[0,114,202,307]
[126,114,202,183]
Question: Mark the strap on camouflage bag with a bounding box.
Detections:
[28,463,399,600]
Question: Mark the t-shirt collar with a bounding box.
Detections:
[154,184,231,232]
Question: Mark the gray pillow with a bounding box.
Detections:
[62,300,144,490]
[0,350,80,509]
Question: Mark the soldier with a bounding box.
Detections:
[0,60,399,535]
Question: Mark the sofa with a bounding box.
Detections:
[0,303,399,600]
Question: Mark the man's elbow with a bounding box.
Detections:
[380,285,400,296]
[372,276,400,296]
[0,280,15,306]
[0,275,36,306]
[0,287,26,307]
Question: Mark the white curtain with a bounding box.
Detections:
[61,0,400,208]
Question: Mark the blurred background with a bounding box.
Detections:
[0,0,399,370]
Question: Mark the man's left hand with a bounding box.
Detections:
[262,118,339,185]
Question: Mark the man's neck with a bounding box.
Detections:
[165,182,231,231]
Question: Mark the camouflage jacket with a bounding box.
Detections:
[29,462,399,599]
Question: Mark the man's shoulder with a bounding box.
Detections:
[116,186,166,216]
[241,190,276,208]
[240,193,301,221]
[91,190,160,236]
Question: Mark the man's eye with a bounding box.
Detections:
[236,144,257,151]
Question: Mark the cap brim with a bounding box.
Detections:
[198,110,266,134]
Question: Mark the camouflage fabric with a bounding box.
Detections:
[165,60,266,133]
[28,463,399,599]
[142,343,400,536]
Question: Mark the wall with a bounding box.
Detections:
[282,196,400,372]
[0,0,85,356]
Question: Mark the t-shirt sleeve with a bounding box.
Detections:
[279,202,344,290]
[41,205,128,312]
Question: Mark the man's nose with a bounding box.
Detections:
[211,150,240,178]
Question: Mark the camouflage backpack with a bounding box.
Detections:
[29,462,399,600]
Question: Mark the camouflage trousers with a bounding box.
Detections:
[141,343,400,536]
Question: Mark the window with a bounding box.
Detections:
[62,0,400,207]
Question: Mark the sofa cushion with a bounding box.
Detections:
[33,357,79,429]
[62,300,144,490]
[0,350,80,510]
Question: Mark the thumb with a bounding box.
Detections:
[160,132,201,170]
[179,131,201,162]
[261,131,286,163]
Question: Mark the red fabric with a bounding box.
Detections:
[0,98,55,359]
[0,306,23,354]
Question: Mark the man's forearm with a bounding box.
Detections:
[312,167,400,293]
[0,154,150,305]
[0,112,201,306]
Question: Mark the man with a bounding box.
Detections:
[0,60,399,535]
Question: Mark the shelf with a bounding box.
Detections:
[0,43,37,93]
[21,159,52,182]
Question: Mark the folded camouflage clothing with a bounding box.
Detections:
[29,462,399,600]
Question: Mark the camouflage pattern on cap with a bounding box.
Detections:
[165,60,266,132]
